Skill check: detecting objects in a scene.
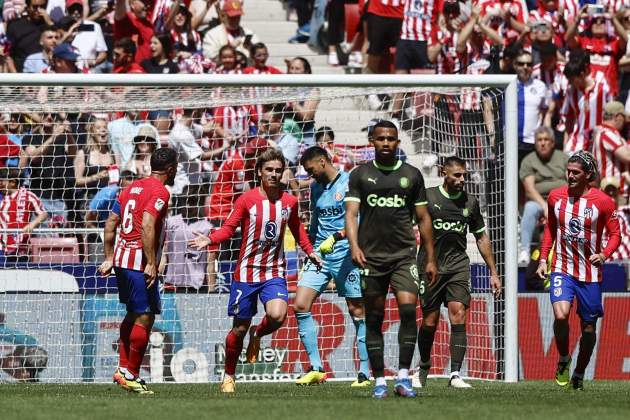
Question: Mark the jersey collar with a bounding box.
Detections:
[325,171,342,190]
[439,185,462,200]
[372,159,402,171]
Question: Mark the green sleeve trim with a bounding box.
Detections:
[473,226,486,234]
[415,201,428,206]
[344,197,361,203]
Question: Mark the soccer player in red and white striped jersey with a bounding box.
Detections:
[0,168,47,265]
[99,148,177,394]
[560,53,612,154]
[592,101,630,198]
[537,151,621,390]
[190,148,322,393]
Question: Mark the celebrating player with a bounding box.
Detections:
[414,156,501,389]
[189,149,322,393]
[345,120,437,399]
[536,151,620,390]
[99,147,178,395]
[293,146,370,387]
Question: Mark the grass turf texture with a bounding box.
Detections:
[1,380,629,420]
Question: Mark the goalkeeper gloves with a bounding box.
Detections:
[318,232,343,255]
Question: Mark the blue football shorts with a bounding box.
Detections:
[115,267,161,314]
[299,253,362,298]
[549,272,603,323]
[228,277,288,319]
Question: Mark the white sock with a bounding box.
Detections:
[375,377,387,387]
[398,368,409,379]
[450,371,460,378]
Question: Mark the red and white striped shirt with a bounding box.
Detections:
[213,105,257,142]
[532,61,567,100]
[400,0,439,42]
[541,186,621,282]
[561,74,612,154]
[210,188,314,283]
[592,123,629,196]
[113,177,170,271]
[0,187,45,255]
[609,205,630,260]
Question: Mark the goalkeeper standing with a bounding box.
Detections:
[345,120,437,399]
[414,156,501,389]
[294,146,370,387]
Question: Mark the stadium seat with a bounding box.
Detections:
[29,237,81,264]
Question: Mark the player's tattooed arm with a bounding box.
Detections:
[476,231,501,297]
[345,201,366,268]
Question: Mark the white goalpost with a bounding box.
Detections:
[0,73,518,384]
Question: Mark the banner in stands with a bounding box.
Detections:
[1,270,629,382]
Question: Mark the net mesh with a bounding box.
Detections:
[0,82,506,383]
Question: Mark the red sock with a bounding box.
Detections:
[127,323,151,377]
[224,330,244,376]
[118,318,134,369]
[255,316,282,337]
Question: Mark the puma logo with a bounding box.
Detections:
[434,204,441,210]
[367,177,377,184]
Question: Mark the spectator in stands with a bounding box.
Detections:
[314,125,357,171]
[46,42,80,73]
[0,168,48,265]
[61,0,109,72]
[478,0,528,47]
[515,50,551,160]
[113,0,154,64]
[0,114,24,169]
[394,0,438,74]
[363,0,402,75]
[161,183,215,291]
[213,44,241,73]
[22,113,76,223]
[23,26,59,73]
[285,55,311,74]
[2,0,27,22]
[169,107,234,194]
[527,1,567,49]
[288,0,313,44]
[73,117,116,207]
[0,34,17,73]
[527,20,561,65]
[85,170,134,229]
[565,5,627,97]
[243,43,282,74]
[561,50,612,154]
[6,0,53,72]
[125,125,158,177]
[202,0,259,60]
[518,126,568,264]
[619,8,630,104]
[167,2,203,57]
[206,138,267,284]
[141,33,180,73]
[84,170,134,261]
[592,101,630,201]
[108,104,142,167]
[259,106,300,167]
[112,37,146,73]
[0,116,22,168]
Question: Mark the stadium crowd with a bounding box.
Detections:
[0,0,629,289]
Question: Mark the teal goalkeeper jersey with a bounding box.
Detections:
[308,171,350,256]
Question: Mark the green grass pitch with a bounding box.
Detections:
[1,380,629,420]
